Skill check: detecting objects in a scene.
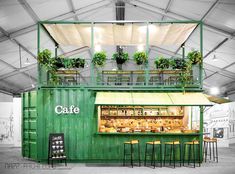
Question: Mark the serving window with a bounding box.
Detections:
[97,105,200,133]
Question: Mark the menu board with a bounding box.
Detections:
[48,133,66,160]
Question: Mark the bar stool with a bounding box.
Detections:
[123,140,141,167]
[204,137,218,162]
[183,140,200,168]
[164,140,182,168]
[144,140,162,168]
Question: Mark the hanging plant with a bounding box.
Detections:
[53,56,64,69]
[179,61,193,88]
[187,50,202,65]
[92,51,107,67]
[155,56,170,69]
[73,58,85,68]
[63,59,74,69]
[112,52,129,64]
[133,51,148,65]
[38,49,51,67]
[170,58,187,70]
[38,49,59,84]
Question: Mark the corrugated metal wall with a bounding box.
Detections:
[22,91,37,160]
[23,88,201,162]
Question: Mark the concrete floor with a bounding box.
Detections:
[0,144,235,174]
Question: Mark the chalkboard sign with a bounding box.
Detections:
[48,133,67,167]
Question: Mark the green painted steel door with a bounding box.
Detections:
[22,91,37,160]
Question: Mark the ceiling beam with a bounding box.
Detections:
[67,0,79,21]
[161,0,173,21]
[173,0,220,55]
[0,57,36,82]
[0,0,110,43]
[0,46,90,81]
[18,0,40,22]
[0,89,13,96]
[0,79,24,94]
[150,45,235,80]
[128,0,235,38]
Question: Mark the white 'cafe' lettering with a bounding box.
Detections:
[55,105,80,114]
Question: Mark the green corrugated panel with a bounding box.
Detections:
[22,91,37,160]
[35,88,202,162]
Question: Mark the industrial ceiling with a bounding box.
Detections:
[0,0,235,99]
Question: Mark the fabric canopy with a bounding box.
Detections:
[44,23,196,47]
[95,92,212,106]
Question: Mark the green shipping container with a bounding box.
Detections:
[22,88,202,162]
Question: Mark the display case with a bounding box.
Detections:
[98,105,199,134]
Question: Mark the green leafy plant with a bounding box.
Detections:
[179,61,193,89]
[187,50,202,65]
[38,49,51,66]
[170,58,187,70]
[63,59,74,69]
[155,56,170,69]
[38,49,59,84]
[133,51,148,65]
[78,58,85,68]
[92,51,107,67]
[112,52,129,64]
[53,56,64,69]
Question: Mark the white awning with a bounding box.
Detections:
[44,23,196,47]
[95,92,212,106]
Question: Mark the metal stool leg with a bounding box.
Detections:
[188,144,191,165]
[144,143,147,166]
[138,143,141,167]
[215,141,218,162]
[183,144,186,166]
[193,143,195,168]
[164,144,166,166]
[123,144,126,166]
[131,144,133,168]
[179,144,182,167]
[198,143,201,167]
[160,144,162,167]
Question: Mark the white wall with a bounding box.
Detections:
[0,92,13,102]
[228,93,235,102]
[204,102,235,147]
[13,98,21,147]
[0,97,22,147]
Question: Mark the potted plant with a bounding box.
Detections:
[170,58,187,70]
[63,59,74,69]
[112,52,129,64]
[155,56,170,70]
[38,49,59,84]
[133,51,148,65]
[53,56,64,69]
[187,50,202,65]
[73,58,85,68]
[38,49,51,67]
[92,51,107,67]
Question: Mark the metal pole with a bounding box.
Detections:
[37,22,40,86]
[145,22,149,85]
[90,23,95,85]
[200,21,203,89]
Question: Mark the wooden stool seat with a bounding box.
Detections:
[124,140,139,144]
[146,140,161,145]
[165,141,180,145]
[185,140,199,145]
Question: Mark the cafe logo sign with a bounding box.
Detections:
[55,105,80,115]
